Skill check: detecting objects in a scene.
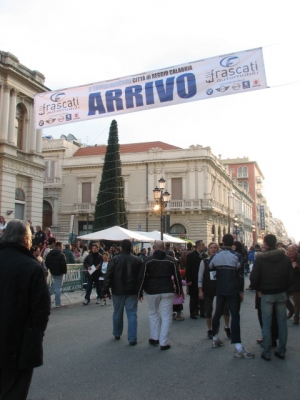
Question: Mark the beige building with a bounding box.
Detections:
[0,52,48,225]
[42,139,254,246]
[221,157,289,244]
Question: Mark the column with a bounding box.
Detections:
[52,197,58,225]
[36,129,42,153]
[8,89,17,144]
[29,103,36,152]
[0,85,10,141]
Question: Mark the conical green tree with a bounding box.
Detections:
[93,120,127,231]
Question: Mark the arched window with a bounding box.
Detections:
[243,166,248,177]
[244,181,249,191]
[169,224,186,236]
[15,104,25,150]
[237,167,243,177]
[211,224,215,234]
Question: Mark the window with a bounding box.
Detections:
[44,161,56,179]
[82,182,91,203]
[171,178,182,200]
[15,188,25,220]
[15,188,25,201]
[169,223,186,236]
[237,166,248,178]
[244,181,249,191]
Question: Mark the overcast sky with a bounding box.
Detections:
[1,0,299,240]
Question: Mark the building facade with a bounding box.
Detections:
[221,157,288,244]
[42,140,254,246]
[0,52,48,225]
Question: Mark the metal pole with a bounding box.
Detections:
[160,193,163,240]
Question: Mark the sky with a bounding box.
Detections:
[1,0,300,240]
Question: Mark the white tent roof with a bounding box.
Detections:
[77,226,154,242]
[132,230,186,244]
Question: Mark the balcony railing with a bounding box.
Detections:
[74,203,95,213]
[43,177,61,184]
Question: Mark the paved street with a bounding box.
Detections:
[28,277,300,400]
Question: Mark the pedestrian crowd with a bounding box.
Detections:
[0,219,299,399]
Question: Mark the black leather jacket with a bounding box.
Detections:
[137,250,182,297]
[103,251,143,295]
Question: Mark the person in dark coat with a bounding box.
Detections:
[251,234,294,361]
[0,220,50,400]
[186,240,208,319]
[83,243,103,305]
[45,241,67,308]
[138,240,182,350]
[104,239,143,345]
[63,243,76,264]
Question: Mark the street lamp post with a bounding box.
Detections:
[252,223,256,244]
[234,216,238,239]
[153,177,171,240]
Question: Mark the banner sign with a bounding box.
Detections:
[260,205,265,230]
[34,47,267,129]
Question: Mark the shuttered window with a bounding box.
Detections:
[171,178,182,200]
[82,182,91,203]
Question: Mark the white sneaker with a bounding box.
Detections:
[234,347,255,358]
[96,298,101,304]
[212,338,224,348]
[83,299,89,306]
[106,299,112,306]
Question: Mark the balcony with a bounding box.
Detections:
[256,176,262,184]
[74,203,95,213]
[43,177,61,185]
[256,189,263,198]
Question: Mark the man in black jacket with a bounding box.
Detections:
[83,243,103,305]
[104,240,143,346]
[138,240,182,350]
[251,234,294,361]
[0,220,50,400]
[45,241,67,308]
[186,240,207,319]
[210,234,254,358]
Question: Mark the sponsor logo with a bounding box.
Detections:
[216,86,229,93]
[74,113,80,119]
[50,92,66,102]
[58,116,64,122]
[232,83,241,90]
[253,79,260,87]
[46,118,56,124]
[205,60,259,84]
[242,81,250,89]
[66,114,72,121]
[206,89,213,95]
[220,56,239,68]
[39,120,44,127]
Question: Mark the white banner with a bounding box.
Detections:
[34,47,267,129]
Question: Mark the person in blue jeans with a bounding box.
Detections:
[103,239,143,346]
[251,234,294,361]
[45,241,67,308]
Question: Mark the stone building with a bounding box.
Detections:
[42,139,254,246]
[221,157,288,244]
[0,52,48,225]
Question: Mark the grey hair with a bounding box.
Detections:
[2,219,30,245]
[154,240,164,250]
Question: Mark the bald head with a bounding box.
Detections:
[154,240,164,251]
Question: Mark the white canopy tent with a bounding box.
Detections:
[132,230,186,244]
[77,226,154,242]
